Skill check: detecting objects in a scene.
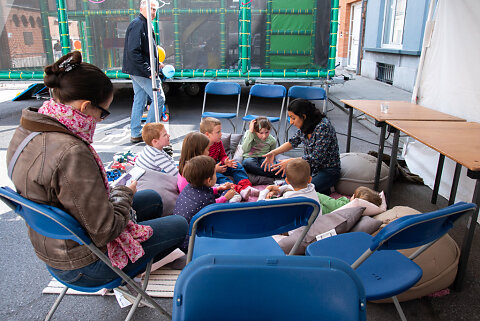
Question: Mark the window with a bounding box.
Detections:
[24,32,34,45]
[36,17,42,27]
[29,16,36,28]
[382,0,407,47]
[12,14,20,27]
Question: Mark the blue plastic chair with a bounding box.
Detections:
[242,84,287,141]
[0,186,170,321]
[186,197,320,264]
[306,202,477,321]
[284,85,326,142]
[173,254,367,321]
[201,81,242,133]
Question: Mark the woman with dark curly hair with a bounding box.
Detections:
[262,98,341,194]
[7,51,187,287]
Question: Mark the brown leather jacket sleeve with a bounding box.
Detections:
[52,143,132,247]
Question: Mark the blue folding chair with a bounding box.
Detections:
[242,84,287,141]
[306,202,477,321]
[186,197,320,264]
[201,81,242,133]
[173,254,366,321]
[284,85,326,142]
[0,186,170,321]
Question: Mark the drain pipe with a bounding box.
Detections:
[411,0,437,103]
[355,0,367,75]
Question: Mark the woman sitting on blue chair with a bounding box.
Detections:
[6,51,187,287]
[262,98,341,194]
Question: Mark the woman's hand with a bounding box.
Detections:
[127,180,137,194]
[249,120,256,133]
[261,151,275,171]
[270,159,290,176]
[216,162,227,173]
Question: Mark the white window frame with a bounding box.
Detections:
[381,0,407,49]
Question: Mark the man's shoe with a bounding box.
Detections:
[130,136,143,143]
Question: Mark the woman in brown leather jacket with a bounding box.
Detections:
[7,52,187,287]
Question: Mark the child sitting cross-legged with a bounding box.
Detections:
[258,158,318,202]
[173,155,236,252]
[134,123,177,176]
[200,117,259,201]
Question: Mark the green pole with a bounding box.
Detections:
[173,0,181,67]
[81,0,94,63]
[239,1,251,74]
[328,0,339,77]
[219,0,226,68]
[39,0,54,64]
[154,13,161,45]
[265,0,272,68]
[311,0,318,67]
[56,0,71,55]
[128,0,136,21]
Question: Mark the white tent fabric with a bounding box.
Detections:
[404,0,480,204]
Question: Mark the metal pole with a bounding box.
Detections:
[56,0,71,55]
[145,0,160,123]
[39,0,54,63]
[81,0,94,63]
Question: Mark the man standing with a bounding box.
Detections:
[123,0,165,143]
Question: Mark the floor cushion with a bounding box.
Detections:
[371,206,460,303]
[137,168,179,216]
[335,152,389,195]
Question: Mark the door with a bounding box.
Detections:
[347,2,362,69]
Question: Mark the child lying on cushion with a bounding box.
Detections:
[258,158,318,203]
[318,186,384,214]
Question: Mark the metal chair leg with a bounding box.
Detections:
[392,296,408,321]
[45,286,68,321]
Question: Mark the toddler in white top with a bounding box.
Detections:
[258,158,319,203]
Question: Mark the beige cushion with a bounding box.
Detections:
[336,191,387,216]
[371,206,460,303]
[335,153,389,195]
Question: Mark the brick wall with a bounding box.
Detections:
[337,0,362,59]
[5,7,46,68]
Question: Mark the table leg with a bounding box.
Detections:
[448,163,462,206]
[374,125,386,191]
[431,154,445,204]
[453,178,480,291]
[346,107,353,153]
[386,129,400,206]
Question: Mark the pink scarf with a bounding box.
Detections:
[39,99,110,194]
[39,99,153,269]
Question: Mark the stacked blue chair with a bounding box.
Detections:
[173,254,367,321]
[201,81,242,133]
[186,197,320,264]
[306,202,476,321]
[0,186,170,321]
[284,85,326,142]
[242,84,287,141]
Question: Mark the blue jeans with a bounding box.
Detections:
[242,157,279,178]
[130,75,166,138]
[49,190,188,287]
[216,162,249,185]
[311,167,341,194]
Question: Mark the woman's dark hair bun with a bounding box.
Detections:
[44,51,83,89]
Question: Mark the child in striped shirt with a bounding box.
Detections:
[135,123,178,176]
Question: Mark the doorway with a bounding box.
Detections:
[347,2,362,69]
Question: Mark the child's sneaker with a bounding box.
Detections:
[229,192,242,203]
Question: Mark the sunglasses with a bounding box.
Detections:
[91,103,110,120]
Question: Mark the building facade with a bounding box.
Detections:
[361,0,431,91]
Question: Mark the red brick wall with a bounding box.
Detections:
[5,7,46,68]
[337,0,362,59]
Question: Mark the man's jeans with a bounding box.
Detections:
[130,75,166,138]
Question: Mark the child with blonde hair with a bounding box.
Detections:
[258,158,318,202]
[200,117,258,200]
[177,132,236,202]
[135,123,177,175]
[242,117,278,178]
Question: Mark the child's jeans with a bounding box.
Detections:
[216,162,249,185]
[242,157,279,178]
